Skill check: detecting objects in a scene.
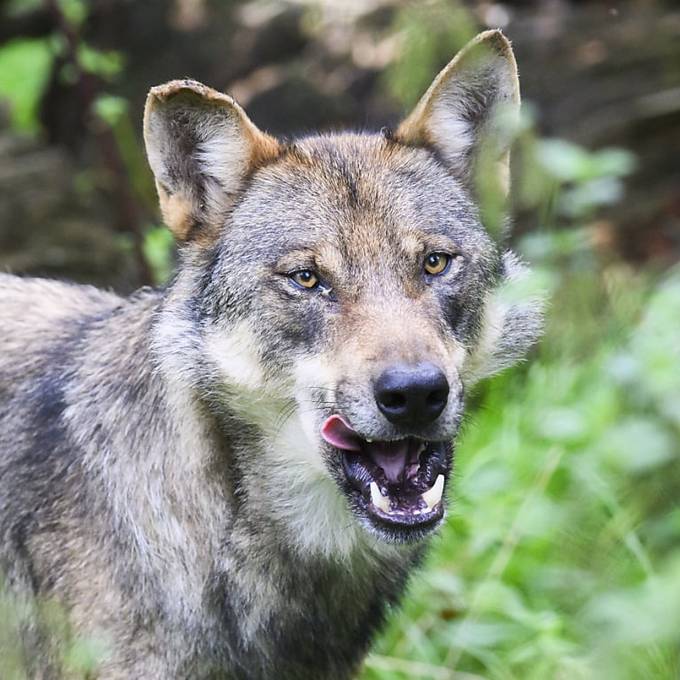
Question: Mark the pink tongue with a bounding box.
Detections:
[320,416,411,484]
[320,415,363,452]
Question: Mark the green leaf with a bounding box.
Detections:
[78,44,124,80]
[142,226,175,285]
[0,38,53,133]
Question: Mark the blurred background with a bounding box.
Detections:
[0,0,679,678]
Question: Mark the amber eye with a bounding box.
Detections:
[290,269,319,289]
[424,252,451,276]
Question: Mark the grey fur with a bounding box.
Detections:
[0,31,542,679]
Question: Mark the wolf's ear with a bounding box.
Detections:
[396,30,519,197]
[143,80,280,241]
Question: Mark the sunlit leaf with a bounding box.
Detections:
[0,38,53,133]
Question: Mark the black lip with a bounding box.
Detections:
[338,439,452,538]
[368,503,444,534]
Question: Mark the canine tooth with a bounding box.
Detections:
[370,482,391,513]
[421,474,445,511]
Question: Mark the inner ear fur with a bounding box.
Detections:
[143,79,280,242]
[395,30,520,197]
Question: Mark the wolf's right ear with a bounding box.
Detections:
[143,80,280,242]
[395,30,520,198]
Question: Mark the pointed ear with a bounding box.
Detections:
[143,80,281,242]
[395,30,520,197]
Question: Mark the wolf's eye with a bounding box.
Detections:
[290,269,319,289]
[424,252,451,276]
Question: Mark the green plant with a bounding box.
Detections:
[362,3,678,678]
[0,38,52,133]
[362,257,680,680]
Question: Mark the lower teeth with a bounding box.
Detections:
[369,474,445,516]
[370,481,391,513]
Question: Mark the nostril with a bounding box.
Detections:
[427,389,448,408]
[380,391,406,410]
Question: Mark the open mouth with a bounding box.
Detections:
[321,415,451,538]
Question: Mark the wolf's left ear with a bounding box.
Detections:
[143,80,280,242]
[396,30,520,197]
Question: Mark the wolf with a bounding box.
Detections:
[0,30,541,679]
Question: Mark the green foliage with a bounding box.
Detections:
[362,260,680,680]
[93,94,158,212]
[78,44,124,80]
[384,0,476,109]
[0,38,53,133]
[367,5,675,677]
[142,225,175,285]
[534,140,636,220]
[58,0,88,29]
[0,585,110,679]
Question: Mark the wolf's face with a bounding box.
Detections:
[200,137,500,542]
[144,31,542,546]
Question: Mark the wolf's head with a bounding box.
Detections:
[144,31,542,549]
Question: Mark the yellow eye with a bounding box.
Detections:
[290,269,319,289]
[424,252,451,276]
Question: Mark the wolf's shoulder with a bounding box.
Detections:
[0,273,122,327]
[0,273,123,367]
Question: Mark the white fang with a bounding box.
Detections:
[370,482,391,513]
[421,475,445,511]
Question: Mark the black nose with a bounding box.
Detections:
[374,363,449,427]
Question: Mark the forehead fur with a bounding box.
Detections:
[229,132,492,261]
